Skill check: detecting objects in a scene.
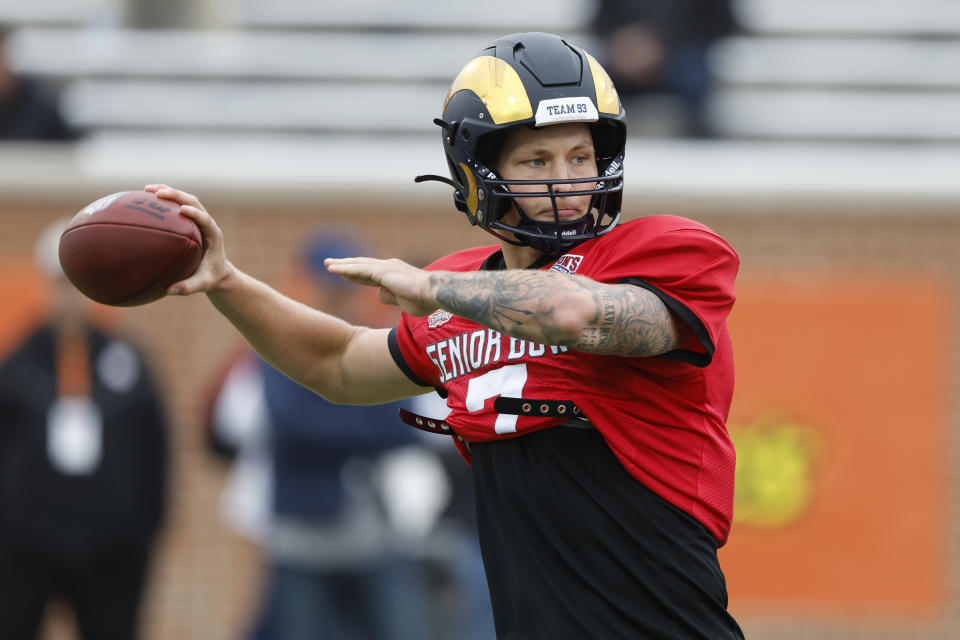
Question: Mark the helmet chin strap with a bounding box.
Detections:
[502,198,596,254]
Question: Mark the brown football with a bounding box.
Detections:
[58,190,202,306]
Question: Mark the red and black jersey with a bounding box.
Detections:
[389,215,738,544]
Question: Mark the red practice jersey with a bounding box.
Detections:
[389,215,739,544]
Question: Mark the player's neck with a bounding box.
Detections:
[500,242,548,270]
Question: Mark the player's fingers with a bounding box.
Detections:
[324,258,378,280]
[165,263,205,295]
[167,258,230,296]
[323,260,357,275]
[166,272,208,296]
[332,271,381,288]
[324,257,399,278]
[377,287,399,307]
[324,256,374,268]
[166,277,193,296]
[147,184,205,210]
[179,205,219,244]
[179,203,211,225]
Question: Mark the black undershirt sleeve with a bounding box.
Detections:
[387,326,434,387]
[619,277,715,367]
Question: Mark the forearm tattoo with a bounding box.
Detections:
[429,271,680,357]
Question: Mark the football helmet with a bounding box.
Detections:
[417,32,626,255]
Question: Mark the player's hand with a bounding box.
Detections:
[324,257,436,317]
[144,184,234,296]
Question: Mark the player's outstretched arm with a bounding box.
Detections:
[326,257,682,358]
[428,270,683,357]
[144,185,423,404]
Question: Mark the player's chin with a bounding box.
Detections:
[536,207,589,222]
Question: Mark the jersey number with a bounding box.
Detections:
[464,363,527,434]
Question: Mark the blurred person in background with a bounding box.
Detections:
[207,233,439,640]
[0,25,76,140]
[0,218,169,640]
[591,0,737,137]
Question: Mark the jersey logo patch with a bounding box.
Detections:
[549,254,583,274]
[428,309,454,329]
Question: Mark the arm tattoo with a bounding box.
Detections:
[578,284,680,356]
[429,270,681,357]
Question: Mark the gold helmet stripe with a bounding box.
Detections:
[585,53,621,115]
[443,56,533,125]
[458,162,480,216]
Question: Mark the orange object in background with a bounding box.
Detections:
[0,258,116,357]
[0,259,46,356]
[722,274,948,618]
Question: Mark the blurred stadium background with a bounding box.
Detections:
[1,0,958,638]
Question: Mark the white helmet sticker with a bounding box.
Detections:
[534,97,599,126]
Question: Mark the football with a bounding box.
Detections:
[58,190,203,306]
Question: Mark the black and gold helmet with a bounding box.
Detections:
[417,32,626,255]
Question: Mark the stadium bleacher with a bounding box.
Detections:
[0,0,957,198]
[732,0,960,36]
[709,0,960,140]
[0,0,116,26]
[5,0,960,141]
[229,0,591,31]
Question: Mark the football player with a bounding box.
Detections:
[149,31,744,639]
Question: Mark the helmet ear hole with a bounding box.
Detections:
[474,130,508,173]
[591,121,625,166]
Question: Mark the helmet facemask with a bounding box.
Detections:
[470,143,624,254]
